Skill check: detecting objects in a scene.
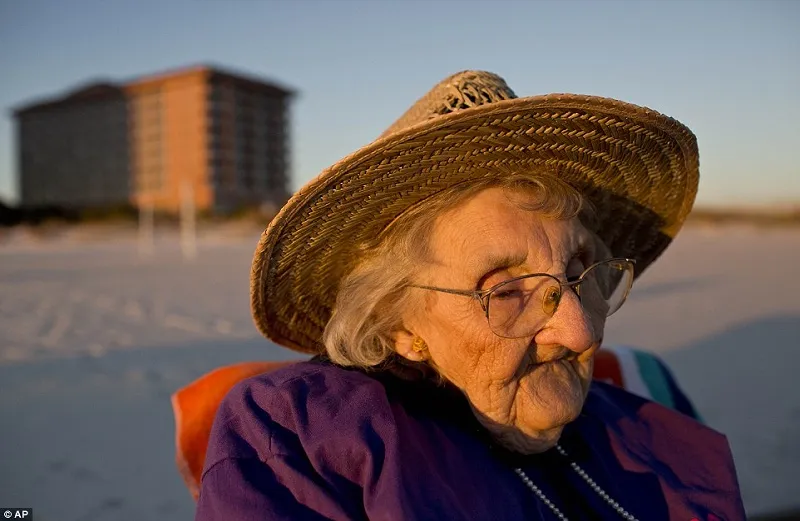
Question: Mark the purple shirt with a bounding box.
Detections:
[196,359,745,520]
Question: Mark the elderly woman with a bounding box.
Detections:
[196,71,744,520]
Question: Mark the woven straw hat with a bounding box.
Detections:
[250,70,699,354]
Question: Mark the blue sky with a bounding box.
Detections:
[1,0,798,207]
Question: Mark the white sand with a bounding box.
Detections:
[0,225,798,519]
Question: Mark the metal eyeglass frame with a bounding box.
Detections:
[408,257,636,337]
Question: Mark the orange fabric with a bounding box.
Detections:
[172,352,627,500]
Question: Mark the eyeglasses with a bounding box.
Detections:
[409,258,636,339]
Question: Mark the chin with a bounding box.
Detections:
[518,367,588,432]
[534,400,584,430]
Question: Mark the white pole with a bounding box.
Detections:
[180,180,196,261]
[138,198,154,258]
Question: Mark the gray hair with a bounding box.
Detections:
[322,169,593,368]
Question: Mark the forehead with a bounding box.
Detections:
[427,187,590,273]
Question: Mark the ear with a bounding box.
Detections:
[393,328,428,362]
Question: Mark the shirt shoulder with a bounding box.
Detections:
[203,361,396,473]
[584,381,744,517]
[586,380,714,439]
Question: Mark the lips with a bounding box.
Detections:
[525,356,572,375]
[538,358,567,365]
[532,347,576,365]
[517,345,581,380]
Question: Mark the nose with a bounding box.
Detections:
[533,287,597,354]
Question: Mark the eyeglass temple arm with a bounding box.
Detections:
[408,284,484,298]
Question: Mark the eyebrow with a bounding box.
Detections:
[469,234,595,278]
[471,251,529,276]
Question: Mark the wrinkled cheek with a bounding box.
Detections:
[444,342,523,396]
[426,297,530,389]
[427,332,486,386]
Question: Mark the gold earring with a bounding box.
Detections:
[411,337,427,353]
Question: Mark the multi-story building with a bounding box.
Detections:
[13,65,295,214]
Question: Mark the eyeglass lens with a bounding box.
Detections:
[486,260,633,338]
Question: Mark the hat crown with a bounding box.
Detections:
[379,71,517,139]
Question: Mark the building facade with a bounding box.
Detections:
[14,65,294,214]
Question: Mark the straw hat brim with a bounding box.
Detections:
[250,94,699,353]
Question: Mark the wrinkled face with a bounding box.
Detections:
[402,187,605,453]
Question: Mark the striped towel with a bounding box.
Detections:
[594,345,703,422]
